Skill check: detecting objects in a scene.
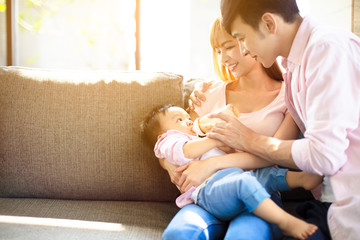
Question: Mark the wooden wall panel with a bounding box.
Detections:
[353,0,360,36]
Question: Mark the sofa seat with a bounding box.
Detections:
[0,198,178,240]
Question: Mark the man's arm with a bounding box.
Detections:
[249,134,298,169]
[207,112,299,169]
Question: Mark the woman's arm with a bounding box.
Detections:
[273,112,299,140]
[158,158,182,187]
[177,152,273,192]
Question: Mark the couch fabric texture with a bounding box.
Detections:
[0,67,182,239]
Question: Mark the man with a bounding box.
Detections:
[208,0,360,239]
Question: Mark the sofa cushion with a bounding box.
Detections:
[0,198,178,240]
[0,67,181,201]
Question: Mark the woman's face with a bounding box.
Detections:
[214,29,258,79]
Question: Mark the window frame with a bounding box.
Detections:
[5,0,141,69]
[353,0,360,36]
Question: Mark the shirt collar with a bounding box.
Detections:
[282,16,317,71]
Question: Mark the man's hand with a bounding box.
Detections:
[206,112,256,151]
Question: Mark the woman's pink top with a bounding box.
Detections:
[154,130,225,208]
[194,81,287,137]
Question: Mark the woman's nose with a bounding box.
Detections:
[220,53,230,65]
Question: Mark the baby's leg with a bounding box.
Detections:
[253,198,318,240]
[196,168,270,221]
[286,171,324,190]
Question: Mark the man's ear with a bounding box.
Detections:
[261,13,277,34]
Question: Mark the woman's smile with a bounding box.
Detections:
[227,63,238,72]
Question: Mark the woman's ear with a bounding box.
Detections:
[261,13,277,34]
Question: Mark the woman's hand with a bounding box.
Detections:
[176,158,218,192]
[187,81,213,112]
[158,158,182,186]
[207,112,256,151]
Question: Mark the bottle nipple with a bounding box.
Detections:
[193,104,239,136]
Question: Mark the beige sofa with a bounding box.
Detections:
[0,66,183,240]
[0,66,312,240]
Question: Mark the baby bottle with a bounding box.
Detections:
[192,104,239,136]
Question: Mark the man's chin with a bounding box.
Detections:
[261,60,276,69]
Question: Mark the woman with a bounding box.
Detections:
[160,18,299,240]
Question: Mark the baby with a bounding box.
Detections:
[141,104,321,239]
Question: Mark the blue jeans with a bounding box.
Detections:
[162,167,288,240]
[197,167,289,221]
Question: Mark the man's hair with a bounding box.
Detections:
[221,0,300,33]
[140,104,173,148]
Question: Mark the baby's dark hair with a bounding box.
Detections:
[140,104,173,148]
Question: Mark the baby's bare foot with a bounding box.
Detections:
[279,215,318,240]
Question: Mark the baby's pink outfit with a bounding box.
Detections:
[154,129,225,207]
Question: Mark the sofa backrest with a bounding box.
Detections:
[0,67,181,201]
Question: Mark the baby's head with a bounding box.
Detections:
[141,104,195,148]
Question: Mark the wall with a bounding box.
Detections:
[299,0,352,31]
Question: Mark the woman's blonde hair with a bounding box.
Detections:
[210,17,283,82]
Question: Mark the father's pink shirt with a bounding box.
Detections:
[282,16,360,239]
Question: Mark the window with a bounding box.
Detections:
[10,0,136,70]
[139,0,221,79]
[3,0,222,79]
[0,0,6,65]
[2,0,355,78]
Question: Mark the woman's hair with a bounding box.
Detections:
[210,17,283,82]
[221,0,300,33]
[140,104,173,148]
[210,18,237,82]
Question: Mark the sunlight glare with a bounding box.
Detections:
[182,209,210,238]
[0,215,125,232]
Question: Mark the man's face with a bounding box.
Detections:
[230,15,278,68]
